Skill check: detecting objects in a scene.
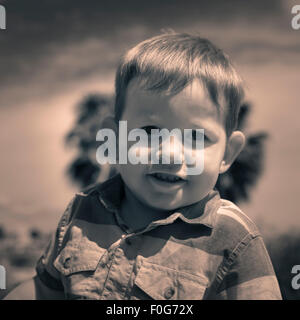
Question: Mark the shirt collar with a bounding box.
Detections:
[97,173,221,229]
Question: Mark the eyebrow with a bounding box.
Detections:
[189,119,222,136]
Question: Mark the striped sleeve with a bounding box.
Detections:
[35,196,76,296]
[216,234,282,300]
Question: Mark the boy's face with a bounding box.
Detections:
[116,78,232,211]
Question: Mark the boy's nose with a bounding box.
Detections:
[155,136,184,165]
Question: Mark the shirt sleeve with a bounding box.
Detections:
[34,197,76,299]
[216,234,282,300]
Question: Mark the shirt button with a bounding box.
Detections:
[164,286,175,299]
[63,257,71,269]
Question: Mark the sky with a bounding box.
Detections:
[0,0,299,237]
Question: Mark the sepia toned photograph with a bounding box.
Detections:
[0,0,300,303]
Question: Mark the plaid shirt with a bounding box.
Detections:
[35,174,282,300]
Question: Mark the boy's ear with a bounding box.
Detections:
[219,131,245,174]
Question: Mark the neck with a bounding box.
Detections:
[120,185,170,232]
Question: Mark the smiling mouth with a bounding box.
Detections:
[148,172,185,183]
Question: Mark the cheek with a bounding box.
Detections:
[184,145,224,173]
[187,163,220,199]
[118,162,145,178]
[204,143,225,168]
[191,147,225,188]
[128,143,150,162]
[117,164,146,195]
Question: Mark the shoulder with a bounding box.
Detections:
[54,179,116,251]
[216,199,259,235]
[210,198,261,253]
[57,179,113,230]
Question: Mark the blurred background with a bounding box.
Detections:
[0,0,299,299]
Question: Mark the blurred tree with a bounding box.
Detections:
[65,94,115,188]
[66,97,267,205]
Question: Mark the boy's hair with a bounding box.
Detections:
[114,32,244,135]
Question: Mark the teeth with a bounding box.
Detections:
[153,173,182,182]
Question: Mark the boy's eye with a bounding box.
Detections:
[192,129,208,142]
[141,126,160,135]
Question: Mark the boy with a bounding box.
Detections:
[5,32,282,300]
